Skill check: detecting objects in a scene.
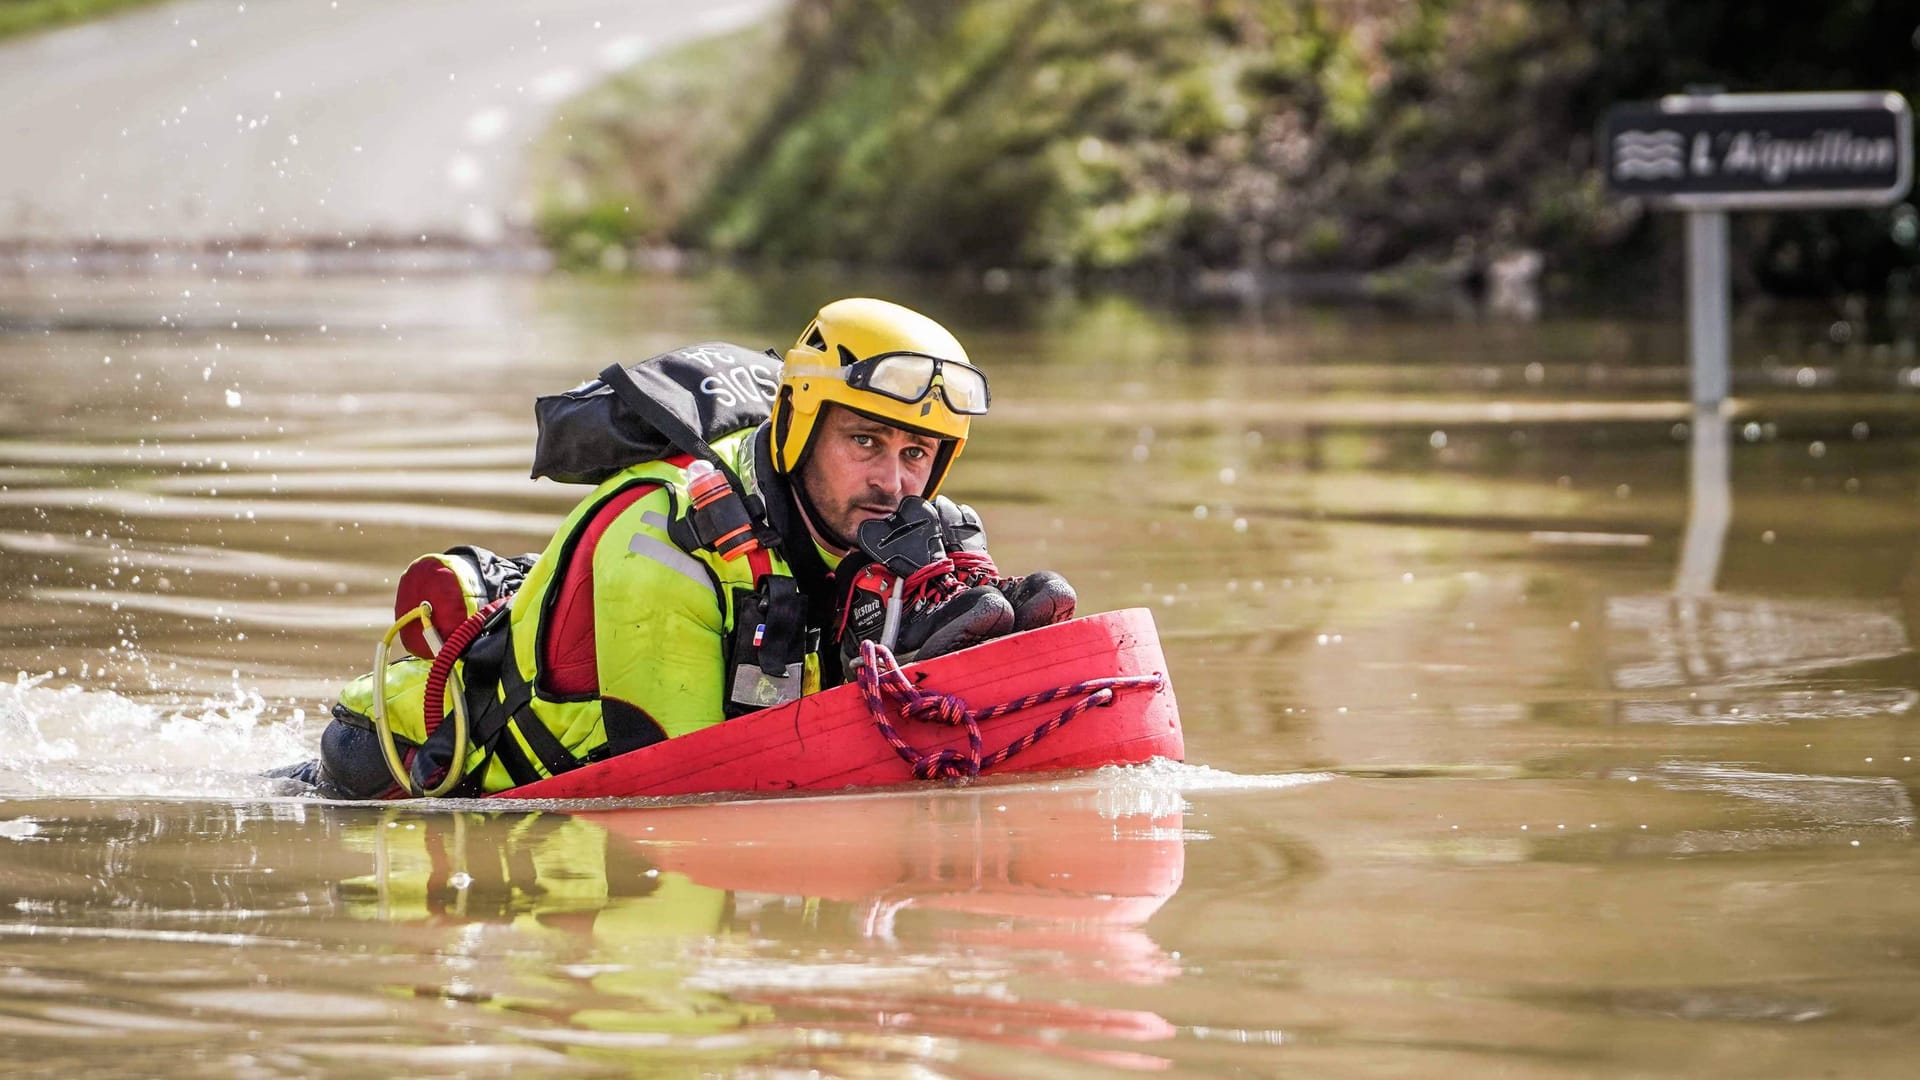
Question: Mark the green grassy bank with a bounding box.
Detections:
[532,0,1920,299]
[528,25,784,272]
[0,0,169,41]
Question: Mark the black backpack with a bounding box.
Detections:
[530,341,780,485]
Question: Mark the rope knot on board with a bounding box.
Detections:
[854,639,1164,781]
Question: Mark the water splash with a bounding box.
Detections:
[0,672,312,798]
[1077,759,1335,822]
[1092,758,1335,793]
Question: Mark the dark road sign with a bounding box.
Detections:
[1603,91,1911,209]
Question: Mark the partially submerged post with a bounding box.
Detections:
[1684,208,1730,408]
[1602,91,1912,593]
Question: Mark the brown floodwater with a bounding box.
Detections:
[1,270,1917,1077]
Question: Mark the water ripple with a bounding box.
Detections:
[0,488,559,536]
[0,923,302,948]
[33,588,387,631]
[1652,762,1915,827]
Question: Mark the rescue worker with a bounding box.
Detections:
[294,298,1076,798]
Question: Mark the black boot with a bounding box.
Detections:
[912,584,1016,659]
[931,497,1076,631]
[267,719,404,800]
[996,570,1076,631]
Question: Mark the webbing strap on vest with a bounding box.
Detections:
[476,620,665,782]
[428,622,573,789]
[428,623,542,789]
[488,732,544,789]
[597,363,782,552]
[490,635,583,779]
[757,576,806,677]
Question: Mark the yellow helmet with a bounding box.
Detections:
[771,298,989,499]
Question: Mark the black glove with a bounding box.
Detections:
[929,497,1077,632]
[833,498,1014,676]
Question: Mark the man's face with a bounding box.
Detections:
[797,405,940,546]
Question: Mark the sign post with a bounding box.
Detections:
[1602,90,1913,407]
[1685,209,1730,408]
[1603,91,1912,596]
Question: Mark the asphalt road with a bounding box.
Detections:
[0,0,774,248]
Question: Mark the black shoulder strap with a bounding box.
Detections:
[598,363,781,552]
[597,362,729,475]
[409,617,543,792]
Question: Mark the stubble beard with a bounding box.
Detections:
[797,465,897,552]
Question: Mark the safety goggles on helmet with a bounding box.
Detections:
[841,351,990,415]
[784,352,990,416]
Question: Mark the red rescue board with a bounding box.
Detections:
[490,607,1181,800]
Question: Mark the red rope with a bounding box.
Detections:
[949,550,999,587]
[421,596,510,738]
[901,556,957,602]
[854,639,1164,780]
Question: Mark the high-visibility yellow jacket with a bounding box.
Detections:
[337,424,839,794]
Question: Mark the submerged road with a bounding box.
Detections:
[0,0,774,248]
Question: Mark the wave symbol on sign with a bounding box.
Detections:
[1613,129,1686,179]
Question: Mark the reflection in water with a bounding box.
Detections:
[1606,594,1910,692]
[1653,762,1915,828]
[1611,687,1917,726]
[1674,407,1730,596]
[0,785,1186,1073]
[1604,405,1916,723]
[339,809,762,1056]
